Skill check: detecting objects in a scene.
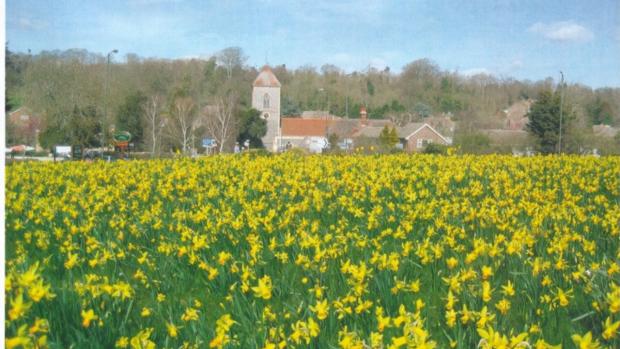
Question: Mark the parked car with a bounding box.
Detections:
[84,149,103,160]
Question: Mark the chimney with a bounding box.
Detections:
[360,106,368,126]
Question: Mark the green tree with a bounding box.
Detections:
[68,105,102,148]
[526,90,575,154]
[281,96,302,116]
[388,127,399,146]
[236,108,267,148]
[39,106,100,150]
[379,126,399,148]
[413,102,432,118]
[116,91,146,147]
[5,44,28,112]
[586,97,613,125]
[366,79,375,96]
[327,133,340,152]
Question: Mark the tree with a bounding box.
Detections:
[167,97,197,153]
[143,95,165,155]
[586,97,613,125]
[39,120,68,150]
[68,105,101,148]
[526,90,575,154]
[327,133,340,151]
[204,93,238,153]
[6,44,28,112]
[379,126,399,148]
[413,102,432,118]
[366,79,375,97]
[216,47,247,81]
[237,108,267,148]
[116,91,146,147]
[6,116,18,145]
[281,96,302,116]
[388,127,399,146]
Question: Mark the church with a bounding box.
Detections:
[251,65,282,151]
[251,65,452,153]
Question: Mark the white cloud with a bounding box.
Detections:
[18,18,48,30]
[510,59,523,69]
[528,21,594,42]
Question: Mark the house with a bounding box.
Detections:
[398,122,452,152]
[7,107,43,150]
[424,114,456,142]
[280,118,330,153]
[482,129,532,149]
[502,99,532,130]
[592,124,619,138]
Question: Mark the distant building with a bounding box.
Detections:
[481,129,532,150]
[502,99,532,130]
[252,65,281,152]
[424,114,455,141]
[593,124,619,138]
[251,67,451,153]
[398,123,451,152]
[7,107,43,150]
[280,118,330,153]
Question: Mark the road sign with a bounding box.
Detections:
[113,131,132,142]
[202,138,215,147]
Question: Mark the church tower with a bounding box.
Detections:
[252,65,281,151]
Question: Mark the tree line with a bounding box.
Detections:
[6,45,620,154]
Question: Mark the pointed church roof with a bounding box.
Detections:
[253,65,281,87]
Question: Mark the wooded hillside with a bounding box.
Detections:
[6,47,620,153]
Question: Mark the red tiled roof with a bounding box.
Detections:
[253,65,281,87]
[281,118,331,137]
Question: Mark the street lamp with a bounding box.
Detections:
[318,88,329,114]
[103,49,118,150]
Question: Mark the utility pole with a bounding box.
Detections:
[558,71,564,154]
[318,88,326,112]
[103,49,118,150]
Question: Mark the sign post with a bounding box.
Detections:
[113,131,132,159]
[202,138,216,155]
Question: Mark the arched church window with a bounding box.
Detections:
[263,93,270,109]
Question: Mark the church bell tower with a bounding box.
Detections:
[252,65,281,151]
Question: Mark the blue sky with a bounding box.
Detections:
[7,0,620,88]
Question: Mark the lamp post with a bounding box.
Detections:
[318,88,330,115]
[103,49,118,150]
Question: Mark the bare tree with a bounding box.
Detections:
[216,47,247,81]
[143,95,164,155]
[167,96,197,153]
[204,93,238,153]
